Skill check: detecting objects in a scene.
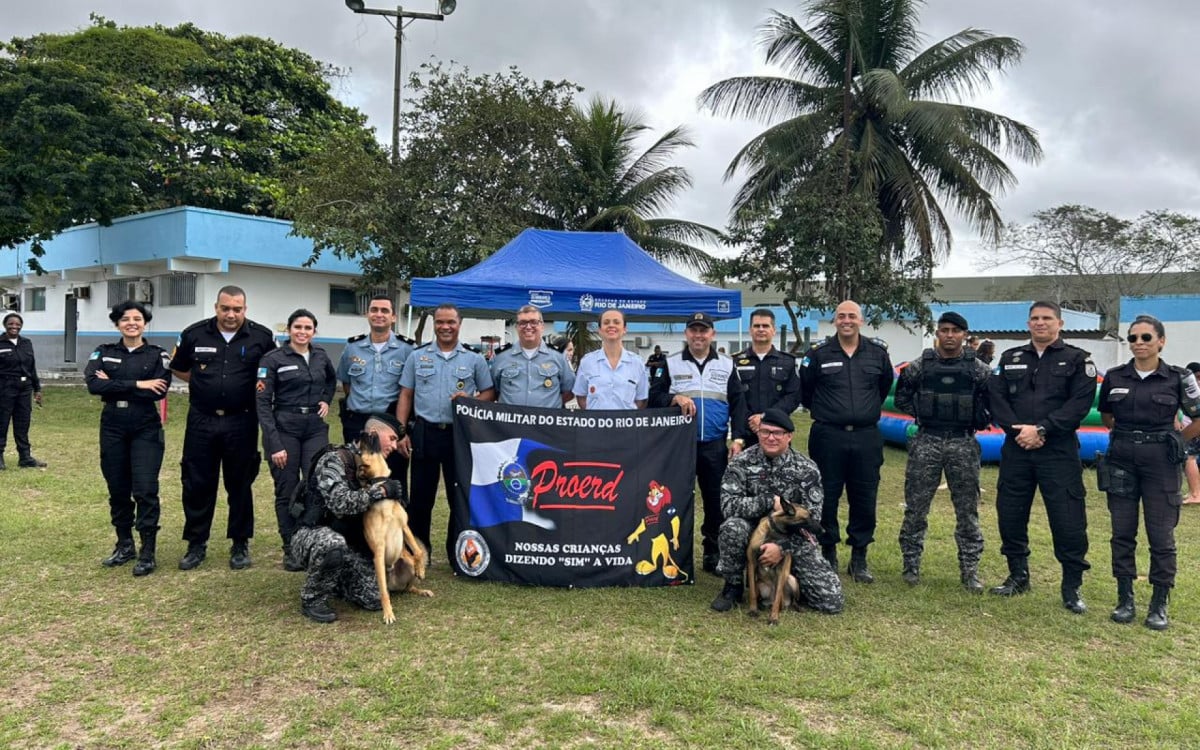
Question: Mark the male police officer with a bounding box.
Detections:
[987,301,1096,613]
[337,294,413,489]
[650,312,748,574]
[491,305,574,408]
[710,408,843,614]
[170,285,276,571]
[396,303,495,559]
[733,308,801,448]
[0,312,45,469]
[893,311,992,592]
[800,300,893,582]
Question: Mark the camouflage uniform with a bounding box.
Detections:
[716,445,844,613]
[893,351,992,581]
[290,444,393,612]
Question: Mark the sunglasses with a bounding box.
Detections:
[1126,333,1156,343]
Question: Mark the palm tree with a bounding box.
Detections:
[552,96,722,272]
[699,0,1042,262]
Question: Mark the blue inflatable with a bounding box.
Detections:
[879,411,1109,463]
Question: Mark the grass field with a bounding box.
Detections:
[2,385,1199,749]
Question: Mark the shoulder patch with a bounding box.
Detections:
[347,333,367,343]
[89,350,101,360]
[869,336,889,350]
[1084,361,1097,378]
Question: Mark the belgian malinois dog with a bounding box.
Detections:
[359,432,433,624]
[746,498,811,625]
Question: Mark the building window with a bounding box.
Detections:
[107,279,154,307]
[159,273,197,306]
[25,287,46,312]
[330,286,390,315]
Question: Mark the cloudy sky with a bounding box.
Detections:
[8,0,1199,276]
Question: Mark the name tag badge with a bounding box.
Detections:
[820,361,843,369]
[1004,364,1028,370]
[195,346,218,354]
[102,357,123,364]
[1109,387,1130,395]
[277,365,300,373]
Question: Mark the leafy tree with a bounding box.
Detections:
[0,57,155,268]
[284,62,580,340]
[2,17,372,263]
[979,204,1200,330]
[699,0,1042,270]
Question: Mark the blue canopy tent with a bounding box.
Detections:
[408,229,740,322]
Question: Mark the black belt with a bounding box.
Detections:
[815,421,876,432]
[1110,430,1173,444]
[0,375,30,381]
[416,416,451,430]
[193,406,252,417]
[105,400,152,410]
[276,405,322,414]
[919,427,973,439]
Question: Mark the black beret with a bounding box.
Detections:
[937,311,969,331]
[760,408,794,434]
[364,412,405,438]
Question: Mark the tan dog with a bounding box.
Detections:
[746,498,811,625]
[358,433,433,624]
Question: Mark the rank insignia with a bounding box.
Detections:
[544,378,553,388]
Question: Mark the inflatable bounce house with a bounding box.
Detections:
[879,369,1109,463]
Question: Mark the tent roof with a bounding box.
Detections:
[409,229,740,322]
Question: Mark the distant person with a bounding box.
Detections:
[986,301,1096,614]
[0,312,45,469]
[976,339,996,366]
[256,309,337,571]
[85,301,172,576]
[573,310,648,410]
[336,294,413,491]
[491,305,574,407]
[396,303,495,558]
[646,345,666,369]
[1098,316,1200,630]
[799,300,893,582]
[170,286,276,571]
[1184,361,1200,505]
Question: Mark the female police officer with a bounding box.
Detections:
[255,309,336,571]
[1099,314,1200,630]
[85,301,172,576]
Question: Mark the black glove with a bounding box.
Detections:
[379,479,407,505]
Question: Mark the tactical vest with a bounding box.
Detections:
[916,350,978,431]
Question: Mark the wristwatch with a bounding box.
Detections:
[1035,425,1047,439]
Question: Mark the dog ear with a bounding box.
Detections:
[779,498,795,516]
[359,430,382,454]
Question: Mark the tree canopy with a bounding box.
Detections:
[2,17,372,266]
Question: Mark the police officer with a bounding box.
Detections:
[650,311,748,574]
[1099,315,1200,630]
[256,309,337,571]
[85,301,172,576]
[573,309,649,410]
[893,311,991,592]
[987,301,1096,613]
[799,299,893,582]
[733,308,801,448]
[491,305,575,408]
[396,303,495,558]
[709,408,843,614]
[0,311,46,469]
[336,294,414,488]
[290,415,408,623]
[170,285,276,571]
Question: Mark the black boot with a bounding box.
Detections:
[701,552,719,576]
[961,568,984,594]
[989,559,1030,596]
[282,544,304,572]
[710,579,744,612]
[901,558,920,587]
[1110,577,1135,624]
[1061,584,1087,614]
[848,547,874,584]
[17,453,46,468]
[821,544,838,571]
[1144,585,1170,631]
[301,597,337,623]
[179,543,207,571]
[102,536,136,567]
[133,532,157,577]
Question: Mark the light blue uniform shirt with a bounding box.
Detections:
[337,333,413,413]
[572,347,649,409]
[491,343,576,408]
[400,343,494,424]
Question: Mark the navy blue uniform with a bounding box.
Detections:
[732,346,801,448]
[170,317,276,546]
[987,338,1096,587]
[256,342,337,547]
[85,341,172,537]
[799,336,894,551]
[0,333,40,464]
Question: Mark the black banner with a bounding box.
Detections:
[450,399,697,587]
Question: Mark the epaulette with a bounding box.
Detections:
[414,341,433,350]
[248,320,274,335]
[868,336,889,350]
[493,343,514,355]
[462,343,482,354]
[347,333,367,344]
[396,333,415,346]
[810,337,832,350]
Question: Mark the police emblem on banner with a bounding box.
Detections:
[499,459,531,506]
[455,530,491,576]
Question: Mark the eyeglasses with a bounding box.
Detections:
[516,320,543,328]
[757,429,790,439]
[1126,333,1155,343]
